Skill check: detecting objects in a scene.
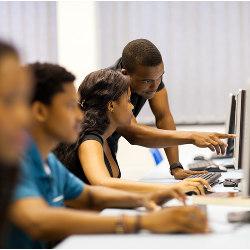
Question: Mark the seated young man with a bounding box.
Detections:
[5,62,208,248]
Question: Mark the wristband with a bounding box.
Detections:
[115,214,127,234]
[134,214,141,233]
[170,162,184,175]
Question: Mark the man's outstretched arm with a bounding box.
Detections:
[117,87,235,178]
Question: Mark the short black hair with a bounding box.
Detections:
[121,39,162,74]
[28,62,75,105]
[0,40,18,61]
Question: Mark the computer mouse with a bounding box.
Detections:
[193,155,205,161]
[223,178,241,187]
[207,165,228,172]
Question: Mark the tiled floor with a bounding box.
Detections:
[117,124,225,180]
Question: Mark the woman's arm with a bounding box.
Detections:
[78,140,210,194]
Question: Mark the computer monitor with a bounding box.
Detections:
[233,89,246,170]
[210,93,236,160]
[225,93,236,156]
[242,80,250,196]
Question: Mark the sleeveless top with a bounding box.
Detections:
[68,131,121,184]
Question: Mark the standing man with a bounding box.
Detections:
[109,39,225,179]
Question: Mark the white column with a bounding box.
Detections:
[56,1,97,88]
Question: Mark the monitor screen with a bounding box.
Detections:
[233,89,246,169]
[242,80,250,196]
[225,93,236,156]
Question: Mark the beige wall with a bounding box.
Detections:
[57,1,98,88]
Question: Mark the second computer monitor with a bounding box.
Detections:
[233,89,246,169]
[225,93,236,156]
[242,80,250,196]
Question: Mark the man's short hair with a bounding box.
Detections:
[121,39,163,74]
[29,62,75,105]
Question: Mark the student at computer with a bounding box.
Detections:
[0,41,31,246]
[107,39,231,180]
[55,69,233,195]
[5,62,209,249]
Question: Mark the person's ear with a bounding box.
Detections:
[31,102,49,122]
[121,68,128,76]
[107,101,115,113]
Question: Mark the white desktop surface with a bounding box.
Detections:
[56,232,250,249]
[56,204,250,249]
[56,166,250,249]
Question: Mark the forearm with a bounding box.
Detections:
[123,124,193,148]
[91,177,170,194]
[13,207,137,240]
[163,146,179,165]
[156,116,180,165]
[75,185,144,210]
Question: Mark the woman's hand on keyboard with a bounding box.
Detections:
[172,167,209,180]
[190,132,236,155]
[173,178,211,195]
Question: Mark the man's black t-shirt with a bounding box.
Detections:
[108,58,165,153]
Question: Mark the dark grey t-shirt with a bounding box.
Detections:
[108,58,165,153]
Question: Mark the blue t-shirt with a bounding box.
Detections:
[5,135,84,249]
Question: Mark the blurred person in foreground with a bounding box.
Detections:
[0,40,31,246]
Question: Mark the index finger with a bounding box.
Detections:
[217,133,236,139]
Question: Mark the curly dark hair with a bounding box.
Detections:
[28,62,75,105]
[54,69,129,172]
[122,38,162,74]
[79,69,130,135]
[0,40,19,247]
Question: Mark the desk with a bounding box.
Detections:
[56,204,250,249]
[56,165,250,249]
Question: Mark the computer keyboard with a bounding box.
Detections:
[188,160,227,172]
[184,172,222,186]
